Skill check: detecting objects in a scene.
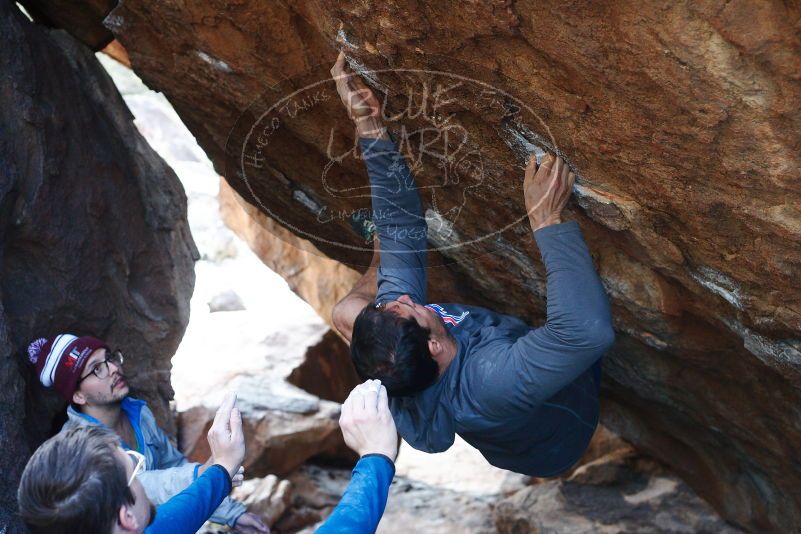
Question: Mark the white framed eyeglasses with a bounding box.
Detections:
[125,449,146,486]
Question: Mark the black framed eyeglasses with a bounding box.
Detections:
[77,349,124,384]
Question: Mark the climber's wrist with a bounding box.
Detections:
[529,214,562,233]
[355,116,389,140]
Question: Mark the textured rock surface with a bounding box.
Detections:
[179,381,343,477]
[231,475,293,527]
[199,475,292,533]
[272,439,737,534]
[207,288,246,312]
[280,465,498,534]
[0,302,27,532]
[19,0,115,50]
[272,464,492,533]
[30,0,801,530]
[287,329,360,404]
[0,3,196,530]
[494,448,741,534]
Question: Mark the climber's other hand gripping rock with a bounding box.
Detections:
[524,153,575,233]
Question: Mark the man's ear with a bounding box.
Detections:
[428,338,442,357]
[72,389,87,406]
[117,504,138,531]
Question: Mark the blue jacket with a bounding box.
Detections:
[360,136,615,477]
[317,455,395,533]
[62,397,246,527]
[145,464,232,534]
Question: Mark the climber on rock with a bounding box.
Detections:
[25,334,269,533]
[330,51,616,477]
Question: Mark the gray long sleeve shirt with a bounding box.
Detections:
[360,136,615,477]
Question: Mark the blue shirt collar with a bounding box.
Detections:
[74,396,147,453]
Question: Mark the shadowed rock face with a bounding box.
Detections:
[287,329,360,404]
[17,0,115,49]
[273,438,738,534]
[22,0,801,530]
[494,447,741,534]
[0,3,196,528]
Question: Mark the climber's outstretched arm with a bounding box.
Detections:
[333,238,380,344]
[470,155,615,418]
[330,52,428,341]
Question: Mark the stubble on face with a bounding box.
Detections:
[78,349,131,406]
[80,376,129,407]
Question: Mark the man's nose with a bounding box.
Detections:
[109,361,122,374]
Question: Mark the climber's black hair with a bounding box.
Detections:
[350,304,439,397]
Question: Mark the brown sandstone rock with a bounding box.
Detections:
[178,385,343,477]
[276,465,496,534]
[495,448,741,534]
[274,465,351,533]
[102,39,131,68]
[231,474,293,527]
[199,474,292,532]
[28,1,801,529]
[275,441,733,534]
[287,329,360,404]
[0,3,196,529]
[572,424,633,470]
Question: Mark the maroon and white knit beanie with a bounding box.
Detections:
[27,334,109,401]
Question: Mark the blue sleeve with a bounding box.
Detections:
[474,221,615,416]
[316,455,395,534]
[145,465,232,534]
[359,137,428,305]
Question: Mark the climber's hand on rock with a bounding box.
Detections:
[340,379,398,462]
[523,153,574,233]
[331,52,388,139]
[331,51,381,121]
